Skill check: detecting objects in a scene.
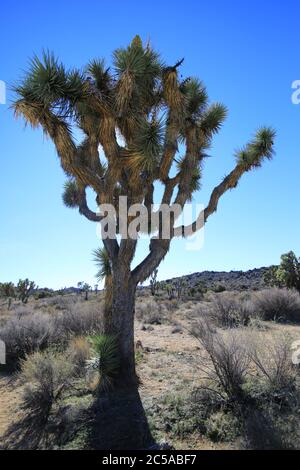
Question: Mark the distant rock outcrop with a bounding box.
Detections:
[165,267,269,291]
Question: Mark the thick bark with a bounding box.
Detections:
[103,267,138,387]
[97,267,155,449]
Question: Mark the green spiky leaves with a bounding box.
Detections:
[93,246,112,282]
[189,166,202,194]
[236,127,276,170]
[113,36,162,114]
[126,118,164,173]
[87,334,120,391]
[62,179,80,208]
[14,51,85,114]
[86,59,111,94]
[113,36,161,80]
[176,156,202,199]
[181,78,208,118]
[198,103,228,137]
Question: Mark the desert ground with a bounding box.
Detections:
[1,283,300,450]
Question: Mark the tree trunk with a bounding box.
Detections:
[104,267,137,387]
[93,266,155,449]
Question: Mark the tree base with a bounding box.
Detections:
[87,386,154,450]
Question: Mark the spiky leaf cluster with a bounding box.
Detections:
[93,247,112,282]
[236,127,276,170]
[88,334,120,391]
[62,180,80,208]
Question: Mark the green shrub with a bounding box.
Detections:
[206,411,241,442]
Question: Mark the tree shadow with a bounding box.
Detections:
[86,386,155,450]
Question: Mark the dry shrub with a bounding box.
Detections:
[206,292,256,328]
[190,322,300,448]
[54,302,103,338]
[4,350,75,449]
[39,295,78,311]
[0,302,103,369]
[248,333,297,393]
[135,299,166,324]
[0,312,54,367]
[253,288,300,323]
[192,320,250,402]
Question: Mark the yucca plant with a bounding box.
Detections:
[93,247,113,327]
[13,36,275,388]
[87,334,120,392]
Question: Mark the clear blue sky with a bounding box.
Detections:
[0,0,299,289]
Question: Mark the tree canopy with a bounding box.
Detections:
[13,36,275,284]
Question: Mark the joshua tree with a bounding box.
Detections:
[173,278,187,299]
[149,268,158,296]
[264,251,300,293]
[0,282,15,309]
[82,282,91,300]
[77,281,84,295]
[13,36,275,446]
[0,282,15,299]
[16,278,36,304]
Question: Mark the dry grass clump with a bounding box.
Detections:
[248,332,298,392]
[66,336,92,375]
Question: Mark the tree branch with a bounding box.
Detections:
[131,238,170,285]
[173,164,245,237]
[77,187,102,222]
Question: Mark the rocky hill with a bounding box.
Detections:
[165,267,270,291]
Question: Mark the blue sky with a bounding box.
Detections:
[0,0,299,289]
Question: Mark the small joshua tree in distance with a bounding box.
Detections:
[77,281,83,296]
[16,279,36,304]
[149,268,158,296]
[82,283,91,301]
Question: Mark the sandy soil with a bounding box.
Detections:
[0,374,22,439]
